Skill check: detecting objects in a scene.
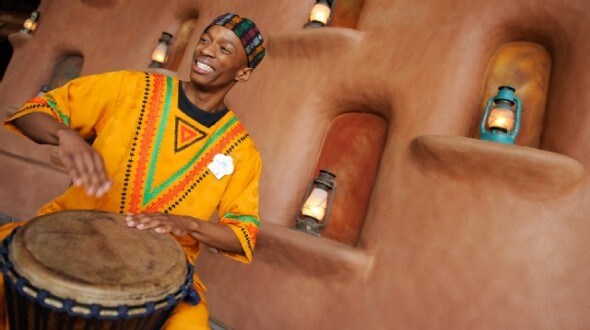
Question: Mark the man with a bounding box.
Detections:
[2,13,265,328]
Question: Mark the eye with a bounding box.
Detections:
[220,46,231,55]
[199,36,210,44]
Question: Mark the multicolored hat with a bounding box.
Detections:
[208,13,265,69]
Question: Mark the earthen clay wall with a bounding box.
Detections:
[1,0,589,328]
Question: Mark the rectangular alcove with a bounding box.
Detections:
[470,41,551,148]
[306,112,388,246]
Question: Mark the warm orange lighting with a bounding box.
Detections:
[149,32,173,68]
[151,43,168,64]
[23,19,37,32]
[487,107,515,133]
[21,11,40,34]
[295,170,336,237]
[480,86,521,144]
[301,187,329,222]
[309,3,331,25]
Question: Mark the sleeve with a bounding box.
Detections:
[217,147,262,263]
[4,71,126,139]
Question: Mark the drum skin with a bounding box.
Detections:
[2,210,189,329]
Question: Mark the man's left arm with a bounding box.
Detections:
[214,148,262,263]
[127,148,262,261]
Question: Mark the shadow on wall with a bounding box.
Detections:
[46,54,85,91]
[0,40,13,81]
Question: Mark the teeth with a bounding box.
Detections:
[196,61,214,73]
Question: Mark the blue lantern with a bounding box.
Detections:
[480,86,522,144]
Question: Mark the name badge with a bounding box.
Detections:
[208,154,234,180]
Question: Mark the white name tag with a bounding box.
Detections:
[208,154,234,180]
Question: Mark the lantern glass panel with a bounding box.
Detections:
[310,3,331,25]
[487,107,515,132]
[151,42,169,64]
[301,187,329,222]
[23,19,36,31]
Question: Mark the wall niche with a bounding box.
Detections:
[470,41,552,148]
[165,18,198,72]
[309,112,387,246]
[47,54,84,90]
[331,0,365,29]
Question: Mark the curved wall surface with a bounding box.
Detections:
[1,0,590,328]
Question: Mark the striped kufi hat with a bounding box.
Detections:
[208,13,265,69]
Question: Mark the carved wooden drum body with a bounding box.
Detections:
[0,210,198,329]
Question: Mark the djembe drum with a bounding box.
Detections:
[0,210,199,329]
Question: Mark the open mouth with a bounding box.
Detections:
[195,60,215,73]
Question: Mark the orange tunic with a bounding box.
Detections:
[3,70,262,328]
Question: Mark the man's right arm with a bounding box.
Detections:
[13,112,111,197]
[13,112,69,145]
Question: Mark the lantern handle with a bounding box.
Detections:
[479,97,495,135]
[510,96,522,139]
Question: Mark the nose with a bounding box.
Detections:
[201,42,216,58]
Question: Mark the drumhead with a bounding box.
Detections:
[8,210,187,307]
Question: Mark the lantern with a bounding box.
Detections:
[21,11,40,34]
[149,32,173,68]
[480,85,522,144]
[295,170,336,237]
[304,0,335,28]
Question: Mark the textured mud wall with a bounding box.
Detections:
[1,0,590,329]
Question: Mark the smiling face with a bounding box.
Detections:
[189,25,251,92]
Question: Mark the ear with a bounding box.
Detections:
[234,67,253,83]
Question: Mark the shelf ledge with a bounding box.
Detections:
[8,32,32,49]
[411,135,585,199]
[268,28,364,60]
[254,222,374,282]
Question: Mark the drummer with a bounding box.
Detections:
[2,13,265,329]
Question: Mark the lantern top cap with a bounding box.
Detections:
[318,169,336,179]
[494,85,518,105]
[30,11,40,19]
[315,170,336,189]
[159,32,173,42]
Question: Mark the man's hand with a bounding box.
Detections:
[125,213,243,254]
[11,113,111,197]
[57,128,111,197]
[125,213,200,237]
